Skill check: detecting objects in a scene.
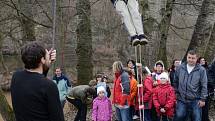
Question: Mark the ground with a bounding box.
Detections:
[0,92,215,121]
[63,98,215,121]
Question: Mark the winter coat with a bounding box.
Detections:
[143,76,153,109]
[93,85,111,99]
[169,69,176,86]
[113,71,131,106]
[130,76,137,106]
[53,75,71,102]
[173,63,208,102]
[92,96,112,121]
[153,84,176,117]
[67,85,95,104]
[208,61,215,90]
[135,76,153,110]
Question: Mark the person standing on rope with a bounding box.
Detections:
[53,67,71,108]
[11,42,65,121]
[111,0,149,46]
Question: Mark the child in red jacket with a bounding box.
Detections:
[153,72,176,121]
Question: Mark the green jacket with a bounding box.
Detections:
[68,85,95,103]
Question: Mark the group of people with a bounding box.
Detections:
[58,50,214,121]
[110,50,215,121]
[10,42,215,121]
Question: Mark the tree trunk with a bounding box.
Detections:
[76,0,93,85]
[0,33,8,73]
[139,0,161,68]
[0,89,15,121]
[183,0,215,61]
[18,0,36,42]
[157,0,175,67]
[204,23,215,63]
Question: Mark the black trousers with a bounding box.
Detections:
[66,97,87,121]
[202,97,209,121]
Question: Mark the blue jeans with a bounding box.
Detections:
[144,109,152,121]
[174,100,202,121]
[115,106,132,121]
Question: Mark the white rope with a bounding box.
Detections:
[51,0,56,49]
[135,45,144,121]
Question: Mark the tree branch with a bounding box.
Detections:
[2,0,52,28]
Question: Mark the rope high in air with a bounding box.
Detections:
[51,0,57,77]
[51,0,56,49]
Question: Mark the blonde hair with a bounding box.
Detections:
[112,61,123,73]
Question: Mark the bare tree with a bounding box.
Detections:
[0,88,15,121]
[205,22,215,63]
[76,0,93,85]
[18,0,36,42]
[183,0,215,61]
[0,32,15,121]
[157,0,175,66]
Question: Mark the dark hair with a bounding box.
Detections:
[85,87,96,96]
[21,42,46,69]
[55,67,61,70]
[95,73,102,80]
[169,59,180,71]
[187,50,197,55]
[197,57,208,68]
[127,59,137,79]
[101,75,108,82]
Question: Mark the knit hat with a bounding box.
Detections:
[154,60,165,70]
[158,72,169,81]
[97,86,105,95]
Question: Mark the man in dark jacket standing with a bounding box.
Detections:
[208,57,215,94]
[11,42,65,121]
[173,50,207,121]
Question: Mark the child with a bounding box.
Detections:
[92,86,112,121]
[152,60,165,86]
[110,0,148,46]
[153,72,176,121]
[94,74,111,98]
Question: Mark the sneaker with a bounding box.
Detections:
[131,35,140,46]
[132,115,139,120]
[139,34,149,45]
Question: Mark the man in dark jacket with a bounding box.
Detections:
[11,42,64,121]
[208,58,215,93]
[173,50,207,121]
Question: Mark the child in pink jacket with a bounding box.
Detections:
[92,86,112,121]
